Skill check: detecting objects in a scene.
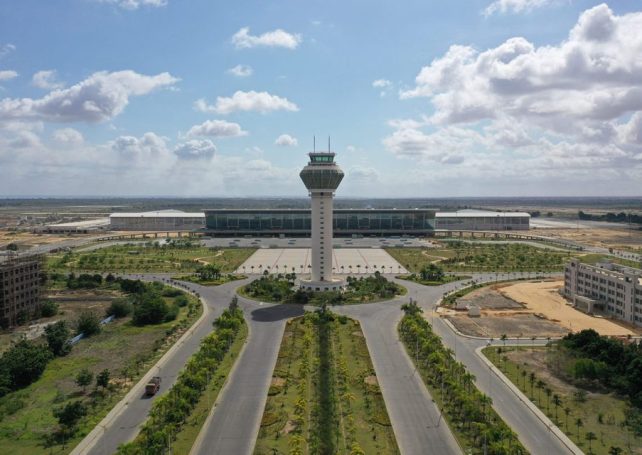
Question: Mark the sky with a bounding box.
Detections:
[0,0,641,198]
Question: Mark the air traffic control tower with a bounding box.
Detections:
[299,148,345,291]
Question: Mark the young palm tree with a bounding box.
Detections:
[552,394,562,422]
[564,406,572,430]
[585,431,596,454]
[575,417,583,439]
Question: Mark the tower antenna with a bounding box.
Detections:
[313,135,316,152]
[328,136,331,152]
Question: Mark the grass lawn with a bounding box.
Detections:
[396,274,471,286]
[386,243,572,273]
[0,293,201,454]
[171,322,248,453]
[254,313,399,455]
[171,274,247,286]
[46,244,254,274]
[483,346,640,454]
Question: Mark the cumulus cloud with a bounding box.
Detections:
[194,90,298,115]
[112,132,169,162]
[96,0,167,10]
[232,27,301,49]
[275,133,298,147]
[348,165,380,180]
[32,70,64,90]
[483,0,554,17]
[0,70,18,81]
[52,128,84,146]
[0,70,178,123]
[174,139,216,160]
[187,119,247,138]
[227,64,253,77]
[372,79,391,88]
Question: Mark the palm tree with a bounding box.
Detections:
[585,431,596,454]
[529,372,536,398]
[521,369,527,389]
[608,447,623,455]
[545,387,552,412]
[536,380,545,404]
[250,265,254,274]
[575,417,583,439]
[500,333,507,347]
[564,407,571,430]
[552,394,562,422]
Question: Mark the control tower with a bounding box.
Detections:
[299,148,345,291]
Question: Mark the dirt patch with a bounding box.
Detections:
[447,314,568,338]
[459,285,524,310]
[281,420,297,435]
[500,280,638,336]
[271,377,286,387]
[352,331,364,337]
[364,375,378,386]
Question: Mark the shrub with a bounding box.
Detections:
[76,311,101,337]
[0,339,52,395]
[45,320,72,357]
[174,295,190,307]
[162,288,182,298]
[132,294,169,326]
[106,299,133,318]
[40,300,59,317]
[54,400,87,430]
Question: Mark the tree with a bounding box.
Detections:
[608,447,623,455]
[564,407,572,430]
[576,417,583,439]
[96,369,110,390]
[6,243,18,251]
[54,400,87,430]
[0,339,52,393]
[552,394,562,421]
[76,311,101,337]
[75,368,93,393]
[40,300,59,317]
[132,294,170,326]
[585,431,596,454]
[106,299,133,318]
[45,320,72,356]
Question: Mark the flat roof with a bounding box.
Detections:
[204,208,436,213]
[436,211,530,218]
[110,211,205,218]
[47,218,110,228]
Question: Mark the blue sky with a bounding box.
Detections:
[0,0,641,197]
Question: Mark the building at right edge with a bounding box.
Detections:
[563,260,642,326]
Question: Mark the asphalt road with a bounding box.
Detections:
[85,275,250,455]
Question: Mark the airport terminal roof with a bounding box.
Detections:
[109,210,205,218]
[46,218,110,228]
[436,211,530,218]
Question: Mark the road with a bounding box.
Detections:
[84,275,251,455]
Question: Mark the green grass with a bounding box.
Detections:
[386,243,573,273]
[171,322,248,453]
[46,244,254,274]
[396,274,471,286]
[483,346,639,455]
[254,313,399,455]
[0,293,202,454]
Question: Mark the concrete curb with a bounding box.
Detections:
[189,313,253,455]
[474,346,583,455]
[70,285,210,455]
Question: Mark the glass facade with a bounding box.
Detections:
[205,209,435,235]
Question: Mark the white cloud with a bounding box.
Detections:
[348,165,380,180]
[0,70,18,81]
[32,70,64,90]
[112,132,170,162]
[227,64,253,77]
[372,79,391,88]
[96,0,167,10]
[187,119,247,138]
[52,128,84,146]
[483,0,554,17]
[231,27,301,50]
[174,139,216,160]
[0,70,178,123]
[0,44,15,59]
[275,133,298,147]
[194,90,298,115]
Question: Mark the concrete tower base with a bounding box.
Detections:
[299,277,346,292]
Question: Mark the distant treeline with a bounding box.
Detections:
[578,211,642,225]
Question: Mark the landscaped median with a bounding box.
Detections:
[254,309,399,455]
[399,302,528,455]
[116,299,246,454]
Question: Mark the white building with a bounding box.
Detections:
[109,210,205,231]
[435,210,530,231]
[563,260,642,326]
[299,151,345,291]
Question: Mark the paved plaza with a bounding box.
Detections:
[236,247,408,275]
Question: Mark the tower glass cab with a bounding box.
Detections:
[299,151,345,291]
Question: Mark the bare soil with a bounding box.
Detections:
[447,313,568,338]
[364,375,378,386]
[459,285,524,310]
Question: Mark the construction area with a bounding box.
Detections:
[444,280,638,338]
[0,255,44,328]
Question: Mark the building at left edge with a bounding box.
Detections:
[0,255,44,328]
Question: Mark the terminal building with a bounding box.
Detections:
[109,210,205,231]
[108,208,529,235]
[563,260,642,326]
